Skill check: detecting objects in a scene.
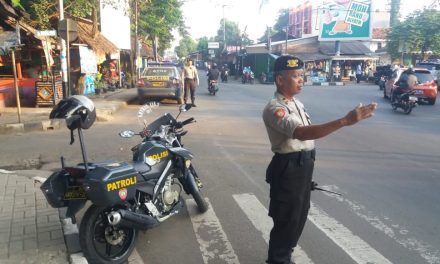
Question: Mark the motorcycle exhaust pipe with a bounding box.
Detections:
[108,210,159,230]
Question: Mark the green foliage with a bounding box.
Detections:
[11,0,25,11]
[175,36,197,59]
[273,9,289,32]
[216,19,241,48]
[387,9,440,60]
[258,27,276,43]
[138,0,185,55]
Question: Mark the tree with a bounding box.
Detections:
[273,8,289,33]
[137,0,186,59]
[195,37,210,61]
[175,35,197,59]
[257,27,276,43]
[387,9,440,61]
[216,19,241,51]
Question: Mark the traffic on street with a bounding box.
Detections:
[1,72,439,263]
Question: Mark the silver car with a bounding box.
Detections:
[137,64,184,104]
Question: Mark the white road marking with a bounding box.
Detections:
[308,202,393,264]
[233,193,314,264]
[186,198,240,264]
[321,185,440,264]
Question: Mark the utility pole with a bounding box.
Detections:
[134,0,138,83]
[58,0,68,98]
[284,26,288,55]
[222,4,226,53]
[390,0,401,27]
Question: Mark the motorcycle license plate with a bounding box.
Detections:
[152,82,164,87]
[64,186,87,200]
[409,96,418,102]
[414,90,423,94]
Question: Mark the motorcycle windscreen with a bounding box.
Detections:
[146,113,176,133]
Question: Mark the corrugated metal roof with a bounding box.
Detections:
[320,41,373,55]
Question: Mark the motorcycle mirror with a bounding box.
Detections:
[119,130,135,138]
[179,104,192,112]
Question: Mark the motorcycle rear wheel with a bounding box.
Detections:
[80,205,138,264]
[404,105,413,114]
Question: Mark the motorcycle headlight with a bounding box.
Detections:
[185,159,191,168]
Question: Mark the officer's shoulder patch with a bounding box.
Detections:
[274,107,286,119]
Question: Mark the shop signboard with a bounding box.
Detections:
[208,42,219,49]
[319,0,372,41]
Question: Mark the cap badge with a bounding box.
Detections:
[286,59,299,68]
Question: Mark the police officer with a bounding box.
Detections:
[183,59,199,106]
[262,55,377,264]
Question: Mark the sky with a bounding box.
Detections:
[178,0,438,43]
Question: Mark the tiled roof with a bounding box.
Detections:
[372,28,389,39]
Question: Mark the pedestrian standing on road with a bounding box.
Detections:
[183,59,199,107]
[356,63,362,83]
[262,55,377,264]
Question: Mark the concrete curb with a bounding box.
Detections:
[59,208,89,264]
[305,82,345,86]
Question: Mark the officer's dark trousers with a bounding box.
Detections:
[266,150,315,264]
[184,78,196,104]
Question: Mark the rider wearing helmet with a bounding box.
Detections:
[207,63,220,88]
[392,69,417,103]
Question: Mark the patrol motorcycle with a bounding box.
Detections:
[40,96,208,264]
[391,90,418,114]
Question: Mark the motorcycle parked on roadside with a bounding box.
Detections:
[208,80,219,95]
[40,95,208,264]
[391,90,418,114]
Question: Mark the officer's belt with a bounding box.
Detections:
[274,149,316,163]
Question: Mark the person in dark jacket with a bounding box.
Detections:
[207,63,220,88]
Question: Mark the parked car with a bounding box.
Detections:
[384,68,438,105]
[137,64,184,104]
[416,61,440,81]
[374,64,393,90]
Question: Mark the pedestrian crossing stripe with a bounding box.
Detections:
[233,193,314,264]
[186,193,394,264]
[186,198,240,264]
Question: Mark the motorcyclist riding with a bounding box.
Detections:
[207,63,220,88]
[221,64,229,82]
[392,69,417,103]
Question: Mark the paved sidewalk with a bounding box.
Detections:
[0,88,137,134]
[0,88,143,263]
[0,169,68,264]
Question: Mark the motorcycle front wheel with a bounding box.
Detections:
[404,105,413,114]
[79,205,138,264]
[189,166,208,213]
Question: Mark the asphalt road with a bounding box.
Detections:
[0,72,439,264]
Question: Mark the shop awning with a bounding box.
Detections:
[320,41,373,55]
[331,55,379,61]
[75,18,119,56]
[294,53,331,62]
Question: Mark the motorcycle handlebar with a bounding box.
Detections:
[181,117,195,126]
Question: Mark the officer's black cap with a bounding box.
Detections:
[273,55,304,72]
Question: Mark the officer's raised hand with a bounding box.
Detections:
[341,103,378,126]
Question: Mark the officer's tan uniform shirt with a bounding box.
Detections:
[183,65,199,85]
[263,92,315,153]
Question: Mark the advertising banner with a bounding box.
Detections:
[319,0,372,41]
[79,46,97,74]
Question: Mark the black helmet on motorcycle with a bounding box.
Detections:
[50,95,96,130]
